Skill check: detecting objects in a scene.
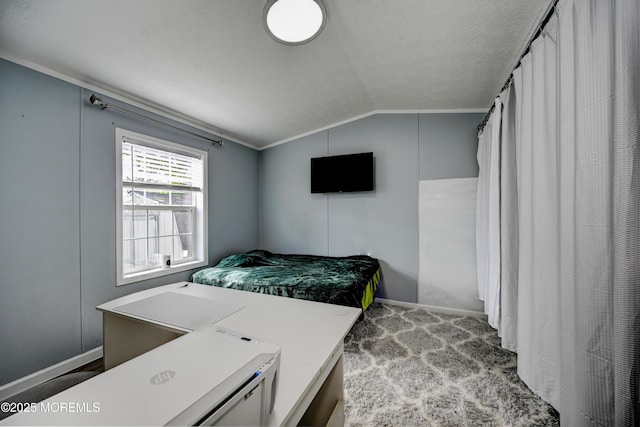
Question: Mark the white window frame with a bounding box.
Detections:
[115,128,208,286]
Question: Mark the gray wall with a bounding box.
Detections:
[419,114,481,180]
[0,59,259,385]
[259,112,483,303]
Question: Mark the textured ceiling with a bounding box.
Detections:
[0,0,551,149]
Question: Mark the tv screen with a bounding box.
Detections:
[311,152,374,193]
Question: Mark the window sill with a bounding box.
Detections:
[117,260,207,286]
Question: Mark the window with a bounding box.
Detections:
[115,128,208,285]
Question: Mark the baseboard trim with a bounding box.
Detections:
[0,346,103,401]
[375,298,487,319]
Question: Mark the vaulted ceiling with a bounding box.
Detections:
[0,0,551,149]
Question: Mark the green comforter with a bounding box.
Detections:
[191,250,380,310]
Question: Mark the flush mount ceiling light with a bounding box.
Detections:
[263,0,327,45]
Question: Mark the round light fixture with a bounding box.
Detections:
[263,0,326,45]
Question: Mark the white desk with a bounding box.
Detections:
[96,282,361,426]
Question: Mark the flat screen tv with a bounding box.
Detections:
[311,152,374,193]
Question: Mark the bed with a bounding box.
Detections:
[191,250,381,312]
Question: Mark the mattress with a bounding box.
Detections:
[191,250,380,311]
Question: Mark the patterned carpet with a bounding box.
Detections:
[343,303,559,426]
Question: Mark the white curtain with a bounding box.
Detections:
[514,15,562,409]
[557,0,639,424]
[476,120,491,304]
[476,0,639,424]
[476,98,501,330]
[498,83,518,352]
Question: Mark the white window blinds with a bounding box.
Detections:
[121,136,204,193]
